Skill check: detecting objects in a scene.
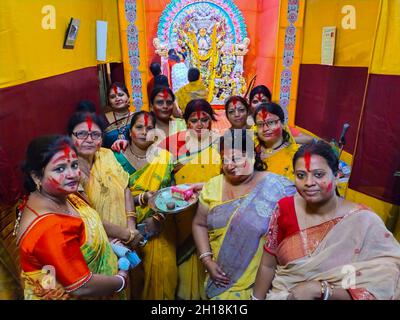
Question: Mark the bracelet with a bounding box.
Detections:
[156,212,166,220]
[126,211,137,218]
[123,229,137,245]
[251,292,261,300]
[152,214,162,223]
[138,193,144,207]
[320,281,330,300]
[115,274,126,293]
[198,251,213,260]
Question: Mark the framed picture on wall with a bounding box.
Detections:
[63,18,80,49]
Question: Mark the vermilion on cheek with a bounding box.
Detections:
[326,182,333,193]
[44,177,64,193]
[272,126,282,137]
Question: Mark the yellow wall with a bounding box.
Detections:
[301,0,380,67]
[0,0,121,88]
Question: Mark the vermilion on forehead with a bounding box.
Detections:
[86,115,93,131]
[256,93,265,101]
[143,113,149,126]
[190,110,209,119]
[257,110,279,121]
[232,97,238,108]
[112,85,118,94]
[162,88,169,100]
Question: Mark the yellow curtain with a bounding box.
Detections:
[370,0,400,75]
[0,0,121,88]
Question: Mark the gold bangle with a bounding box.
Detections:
[152,215,162,223]
[126,211,137,218]
[123,229,137,245]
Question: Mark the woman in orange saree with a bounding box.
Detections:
[253,141,400,300]
[16,135,128,300]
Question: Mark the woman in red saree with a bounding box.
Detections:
[253,140,400,300]
[16,135,129,299]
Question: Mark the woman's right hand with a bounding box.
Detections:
[203,259,230,287]
[143,216,162,236]
[111,139,128,152]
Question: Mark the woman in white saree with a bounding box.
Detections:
[253,140,400,300]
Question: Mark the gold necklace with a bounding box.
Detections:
[128,143,147,160]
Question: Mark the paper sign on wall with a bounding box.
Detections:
[321,26,336,66]
[96,20,108,62]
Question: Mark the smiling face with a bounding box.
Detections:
[130,113,155,150]
[294,154,337,204]
[108,86,129,110]
[221,148,254,184]
[71,122,102,157]
[187,110,212,138]
[255,110,283,146]
[38,149,81,196]
[226,101,248,129]
[152,91,174,122]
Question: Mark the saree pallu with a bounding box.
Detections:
[204,173,296,300]
[84,148,129,228]
[20,194,118,300]
[129,149,178,299]
[174,143,222,300]
[267,209,400,300]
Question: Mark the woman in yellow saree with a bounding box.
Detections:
[171,99,222,300]
[67,112,142,244]
[16,135,128,299]
[193,129,296,300]
[253,141,400,300]
[253,102,299,181]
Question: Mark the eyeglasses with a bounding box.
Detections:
[255,119,280,129]
[154,99,174,107]
[222,156,247,166]
[72,130,102,140]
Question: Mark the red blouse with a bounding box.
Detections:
[19,207,91,291]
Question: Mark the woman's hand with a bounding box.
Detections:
[287,281,321,300]
[127,228,144,248]
[203,259,230,288]
[143,191,155,205]
[143,216,162,236]
[111,139,128,152]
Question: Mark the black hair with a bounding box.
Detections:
[253,102,290,144]
[67,112,106,136]
[188,68,200,82]
[107,82,130,98]
[249,85,272,103]
[21,135,77,192]
[219,129,265,171]
[76,100,97,113]
[154,75,170,88]
[127,111,156,143]
[183,99,217,123]
[150,86,175,105]
[149,63,161,77]
[224,95,250,117]
[293,140,339,175]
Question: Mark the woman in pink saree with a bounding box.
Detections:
[253,141,400,300]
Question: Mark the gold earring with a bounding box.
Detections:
[35,180,41,191]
